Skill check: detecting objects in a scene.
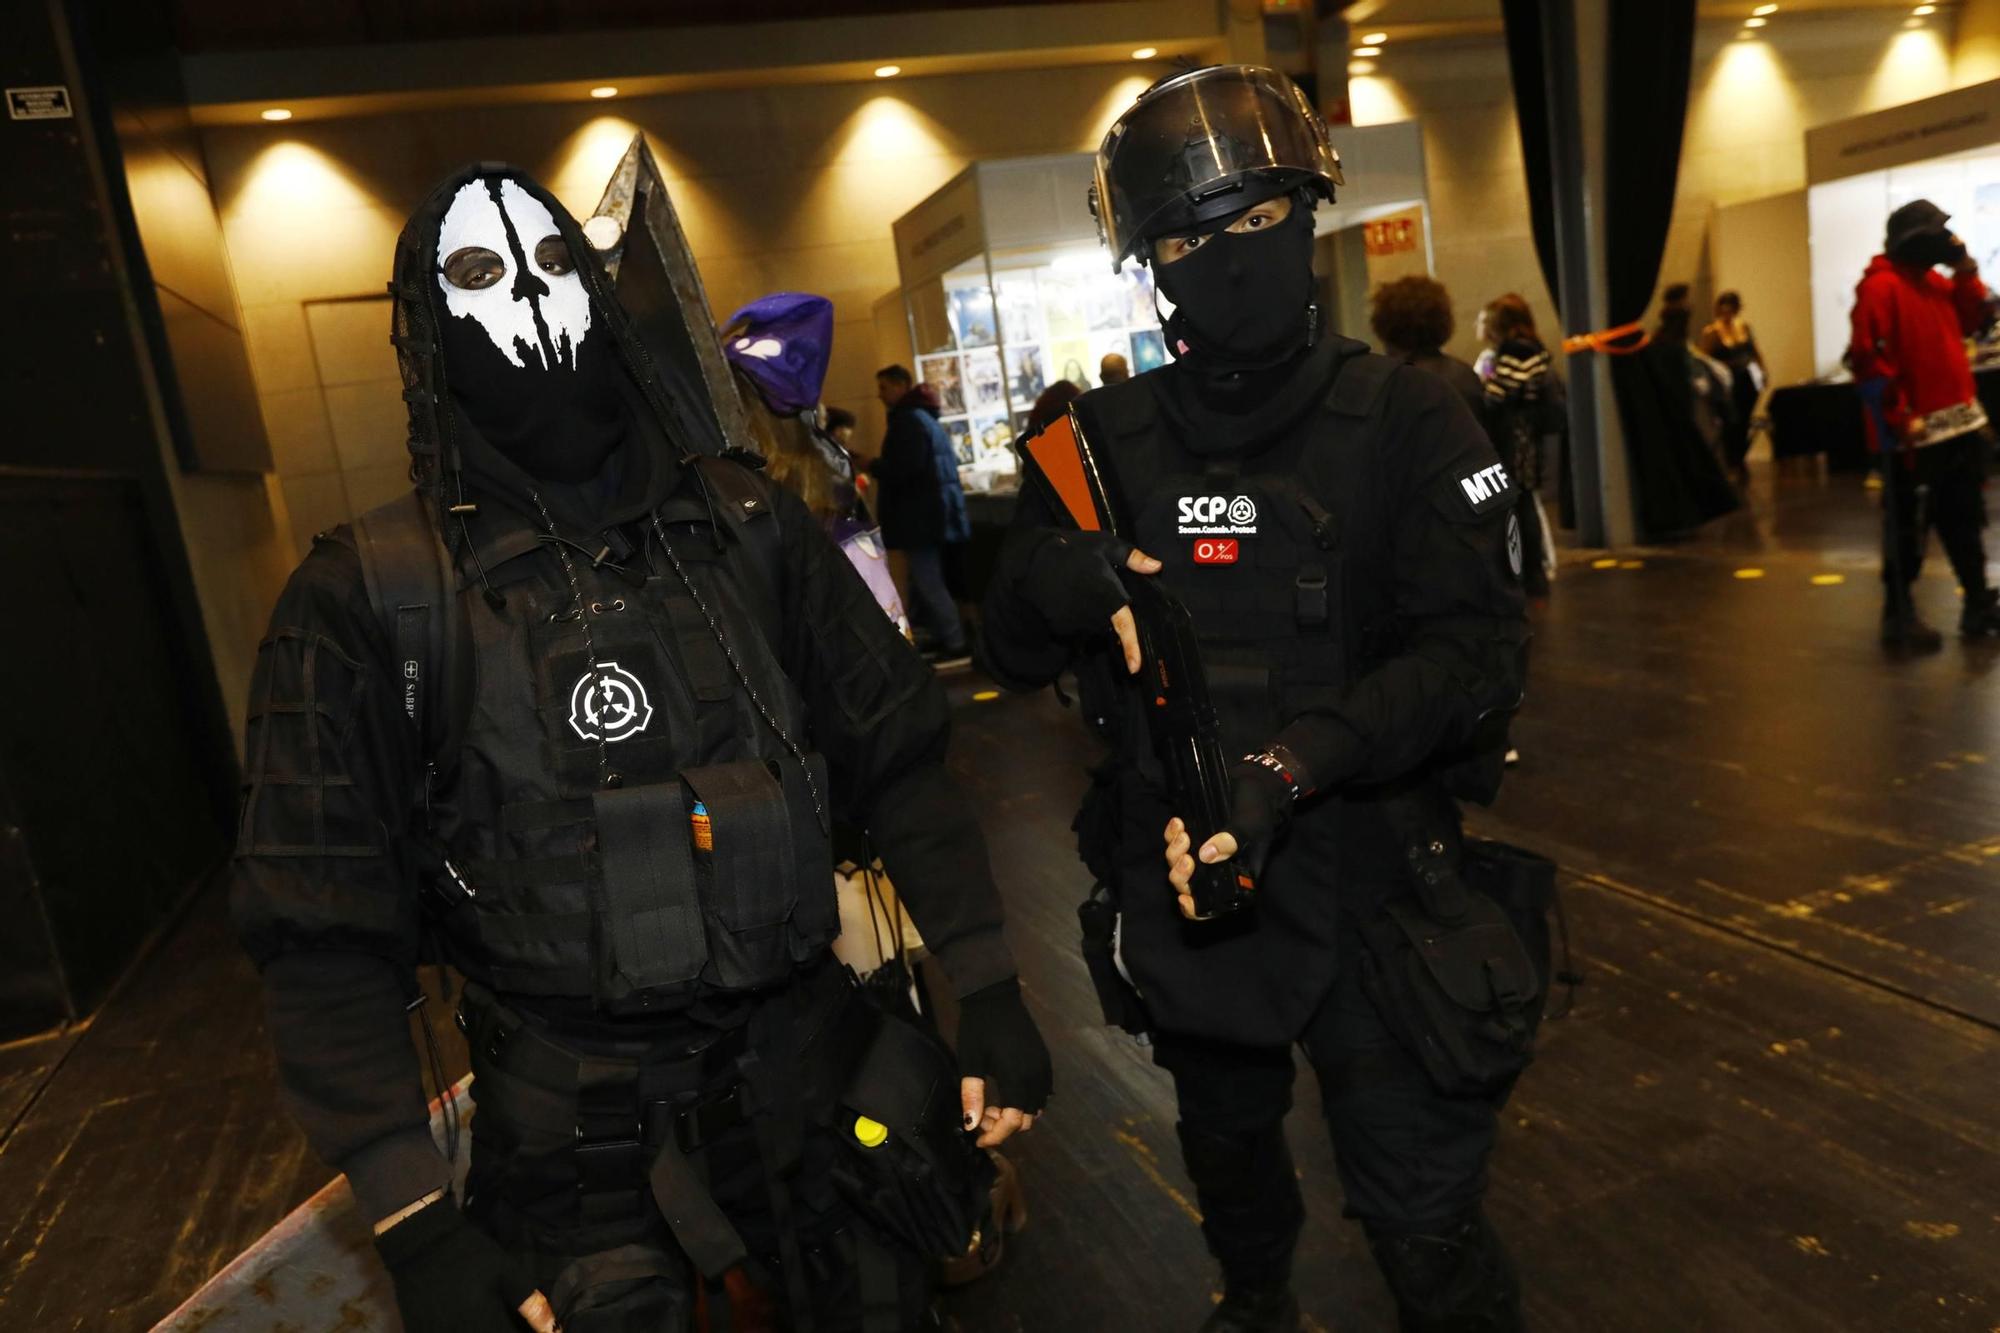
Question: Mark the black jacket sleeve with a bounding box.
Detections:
[973,480,1076,692]
[770,486,1016,996]
[867,409,935,484]
[1274,369,1529,788]
[230,536,451,1222]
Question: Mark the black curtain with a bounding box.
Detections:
[1502,0,1735,537]
[1501,0,1561,315]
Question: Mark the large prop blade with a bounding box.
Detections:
[590,135,753,455]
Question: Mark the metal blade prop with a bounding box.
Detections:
[589,134,753,456]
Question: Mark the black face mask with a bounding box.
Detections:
[1891,229,1964,270]
[440,309,625,483]
[433,174,626,484]
[1150,202,1317,367]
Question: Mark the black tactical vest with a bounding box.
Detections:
[1071,351,1401,763]
[357,463,838,1012]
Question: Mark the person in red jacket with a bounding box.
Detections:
[1850,198,2000,649]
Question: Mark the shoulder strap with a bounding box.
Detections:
[692,454,786,632]
[353,489,471,771]
[1326,351,1401,418]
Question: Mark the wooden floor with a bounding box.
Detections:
[4,466,1999,1332]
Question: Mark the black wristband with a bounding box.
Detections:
[1240,743,1316,800]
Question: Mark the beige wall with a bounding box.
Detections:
[201,63,1159,547]
[1352,8,1961,372]
[116,103,296,746]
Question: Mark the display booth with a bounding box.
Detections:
[1805,76,2000,378]
[880,123,1431,497]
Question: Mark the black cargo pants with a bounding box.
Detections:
[1882,427,1991,603]
[458,976,931,1333]
[1150,925,1506,1290]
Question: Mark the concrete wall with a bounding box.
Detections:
[200,64,1160,550]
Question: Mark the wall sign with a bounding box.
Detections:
[1806,78,2000,184]
[7,86,73,120]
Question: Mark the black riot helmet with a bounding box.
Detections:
[1090,65,1344,271]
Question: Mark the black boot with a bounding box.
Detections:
[1959,588,2000,638]
[1366,1212,1522,1333]
[1199,1280,1301,1333]
[1882,600,1943,653]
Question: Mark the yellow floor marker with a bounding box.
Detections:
[1591,557,1619,570]
[972,690,1000,702]
[1618,560,1645,570]
[1734,568,1766,580]
[1810,573,1846,586]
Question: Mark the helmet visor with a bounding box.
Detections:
[1091,65,1343,268]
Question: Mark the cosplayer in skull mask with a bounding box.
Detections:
[233,163,1051,1333]
[984,67,1537,1332]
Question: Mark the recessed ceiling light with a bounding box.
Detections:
[1744,16,1767,26]
[260,107,292,121]
[1752,3,1777,13]
[874,64,901,78]
[1360,31,1387,44]
[1736,28,1755,38]
[1904,13,1925,22]
[1913,3,1937,12]
[1132,47,1158,59]
[589,86,618,99]
[1348,59,1376,74]
[1353,45,1382,56]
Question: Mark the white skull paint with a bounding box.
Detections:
[436,178,593,371]
[733,336,785,360]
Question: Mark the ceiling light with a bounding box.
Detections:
[260,107,292,121]
[1736,27,1755,37]
[1348,59,1376,74]
[1752,3,1777,13]
[874,64,901,78]
[589,85,618,99]
[1913,3,1937,12]
[1132,46,1158,59]
[1353,45,1382,56]
[1744,16,1767,26]
[1904,13,1925,22]
[1360,31,1387,44]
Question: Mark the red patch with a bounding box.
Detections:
[1192,538,1239,565]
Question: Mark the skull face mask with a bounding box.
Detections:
[435,174,624,482]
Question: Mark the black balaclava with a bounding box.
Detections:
[1150,195,1318,369]
[435,174,625,484]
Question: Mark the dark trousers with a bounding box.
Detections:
[460,984,931,1332]
[902,544,965,651]
[1881,428,1990,605]
[1150,930,1504,1289]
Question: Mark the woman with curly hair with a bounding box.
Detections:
[1368,274,1487,424]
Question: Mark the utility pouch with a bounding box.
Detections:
[809,977,995,1259]
[1357,837,1553,1098]
[683,755,835,990]
[593,783,706,999]
[1077,883,1150,1037]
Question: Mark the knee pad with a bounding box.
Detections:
[1364,1211,1521,1333]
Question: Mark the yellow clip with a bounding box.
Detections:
[853,1115,889,1148]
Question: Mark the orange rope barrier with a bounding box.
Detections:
[1560,319,1651,356]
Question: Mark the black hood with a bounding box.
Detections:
[390,161,728,542]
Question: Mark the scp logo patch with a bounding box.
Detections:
[1193,538,1239,565]
[568,661,654,743]
[1177,494,1258,536]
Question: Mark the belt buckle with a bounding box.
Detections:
[673,1086,745,1155]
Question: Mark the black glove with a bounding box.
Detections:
[374,1195,537,1333]
[1219,747,1312,884]
[1017,530,1134,638]
[954,977,1053,1116]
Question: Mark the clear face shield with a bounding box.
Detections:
[1089,65,1344,271]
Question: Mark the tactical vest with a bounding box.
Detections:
[352,460,838,1012]
[1071,353,1401,763]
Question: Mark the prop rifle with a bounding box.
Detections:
[1020,409,1256,919]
